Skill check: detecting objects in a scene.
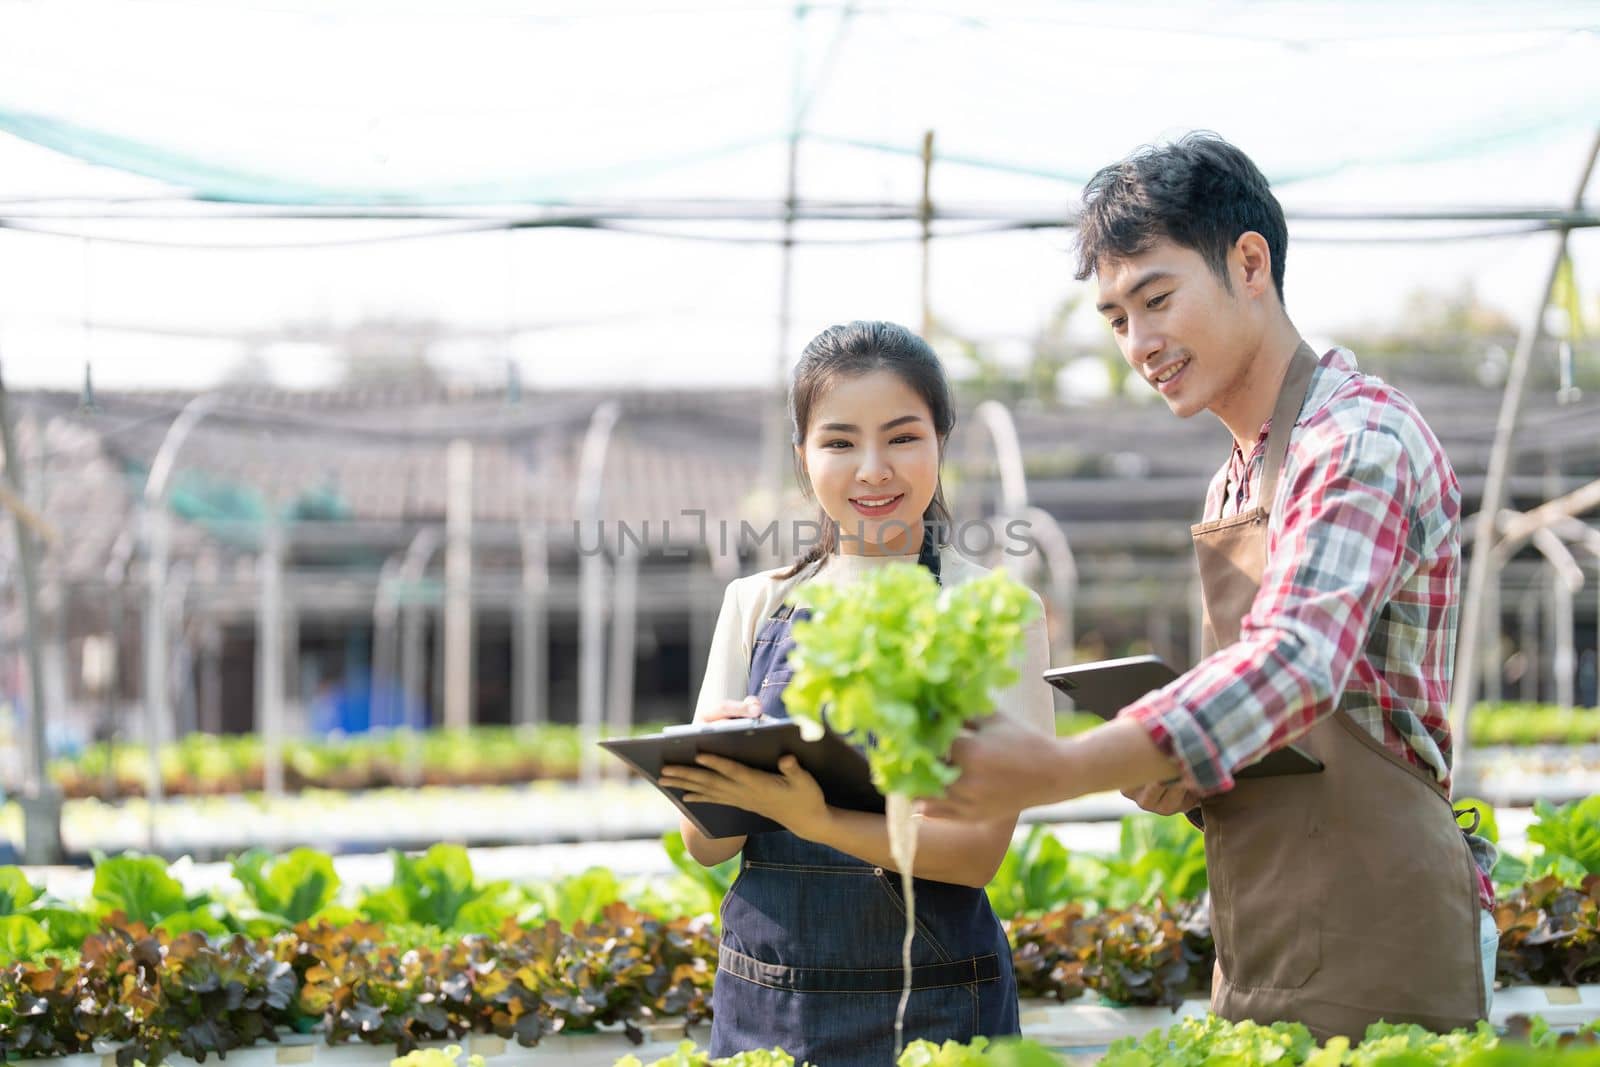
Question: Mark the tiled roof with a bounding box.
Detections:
[9,373,1599,580]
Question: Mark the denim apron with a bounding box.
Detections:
[710,540,1021,1065]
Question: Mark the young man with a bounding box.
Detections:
[926,133,1496,1039]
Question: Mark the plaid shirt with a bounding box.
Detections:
[1125,348,1495,904]
[1126,346,1465,796]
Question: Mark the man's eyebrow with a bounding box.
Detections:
[817,414,926,433]
[1096,270,1175,314]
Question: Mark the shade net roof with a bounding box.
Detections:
[1,0,1597,212]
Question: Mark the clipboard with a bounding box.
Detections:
[1043,654,1323,779]
[598,718,885,838]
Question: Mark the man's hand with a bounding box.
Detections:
[918,715,1065,822]
[1122,782,1201,816]
[922,714,1190,823]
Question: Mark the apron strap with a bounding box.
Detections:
[917,526,944,586]
[1256,343,1321,519]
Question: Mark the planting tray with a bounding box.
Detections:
[39,986,1598,1067]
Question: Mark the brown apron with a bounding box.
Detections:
[1190,343,1484,1040]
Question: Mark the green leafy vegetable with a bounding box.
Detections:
[233,847,342,924]
[616,1040,799,1066]
[987,825,1080,921]
[784,563,1040,798]
[898,1036,1065,1066]
[1527,796,1600,875]
[90,854,191,926]
[0,867,40,915]
[1102,814,1208,908]
[390,1045,485,1067]
[0,914,50,960]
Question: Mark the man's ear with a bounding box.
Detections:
[1233,231,1274,299]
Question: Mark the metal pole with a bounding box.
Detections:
[1551,565,1576,709]
[578,552,609,793]
[396,527,442,761]
[444,440,474,730]
[0,364,62,863]
[973,401,1030,521]
[757,5,855,519]
[761,131,801,513]
[576,402,621,790]
[1021,505,1077,667]
[1481,569,1502,703]
[256,517,285,796]
[1451,128,1600,773]
[920,130,935,339]
[371,554,401,729]
[1519,584,1541,704]
[140,392,222,836]
[607,546,640,745]
[200,622,222,734]
[515,521,548,726]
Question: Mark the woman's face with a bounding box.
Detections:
[798,369,941,555]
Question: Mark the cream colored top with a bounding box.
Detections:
[693,545,1056,737]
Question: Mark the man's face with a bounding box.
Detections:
[1094,238,1256,420]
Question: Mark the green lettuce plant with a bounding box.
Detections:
[784,563,1039,798]
[359,845,514,933]
[1526,796,1600,875]
[233,847,342,927]
[616,1041,798,1066]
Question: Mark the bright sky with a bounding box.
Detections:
[0,1,1596,393]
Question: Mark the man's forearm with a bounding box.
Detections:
[1052,717,1186,801]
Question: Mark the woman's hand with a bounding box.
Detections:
[701,696,763,722]
[658,753,831,841]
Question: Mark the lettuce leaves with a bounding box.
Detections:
[784,563,1039,798]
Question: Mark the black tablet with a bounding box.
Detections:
[598,718,885,838]
[1043,655,1323,779]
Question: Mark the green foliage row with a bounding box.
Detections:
[986,817,1207,921]
[5,794,1599,998]
[1470,704,1600,748]
[1098,1014,1600,1067]
[1067,702,1600,749]
[0,841,725,962]
[606,1016,1600,1067]
[1,905,715,1065]
[44,723,667,799]
[35,699,1599,804]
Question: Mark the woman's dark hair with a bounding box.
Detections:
[1073,132,1288,305]
[777,320,955,580]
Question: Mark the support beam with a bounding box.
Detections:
[256,518,285,797]
[1451,129,1600,774]
[515,522,548,726]
[444,439,475,729]
[0,365,62,863]
[140,392,221,840]
[576,401,620,790]
[607,546,640,744]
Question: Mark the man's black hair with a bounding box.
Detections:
[1074,132,1288,305]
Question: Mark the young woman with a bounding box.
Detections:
[656,320,1055,1065]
